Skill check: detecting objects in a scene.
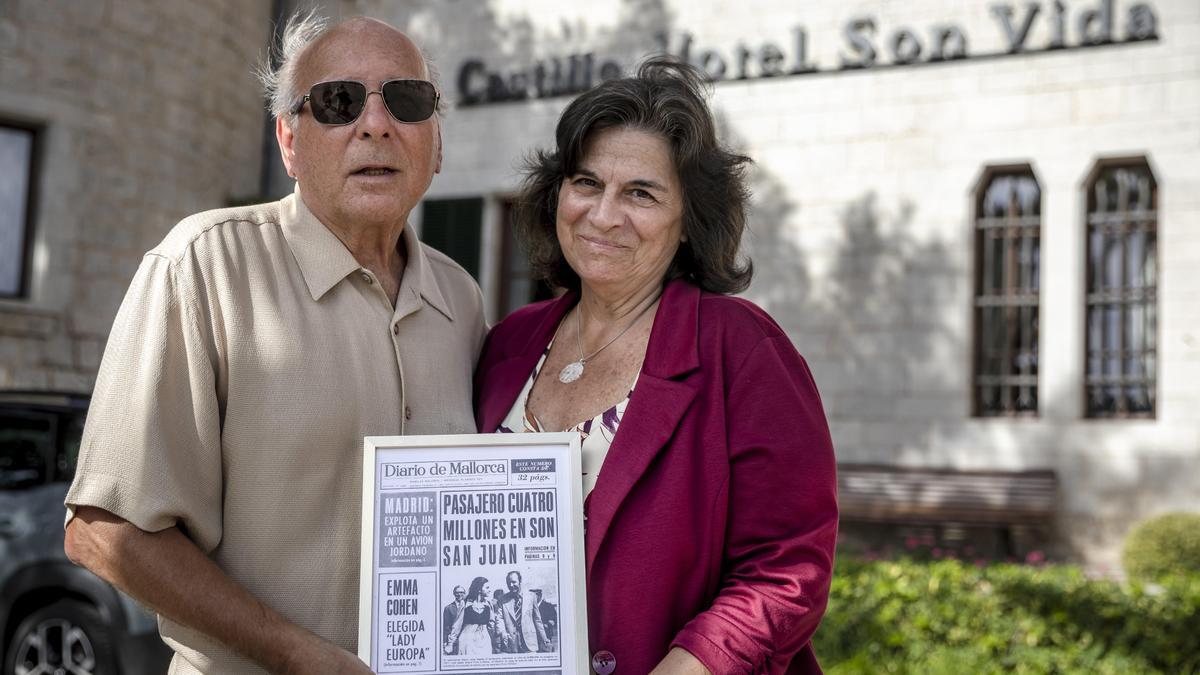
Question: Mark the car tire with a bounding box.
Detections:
[4,599,118,675]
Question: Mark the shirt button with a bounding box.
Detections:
[361,272,373,284]
[591,650,616,674]
[392,323,400,335]
[404,406,412,420]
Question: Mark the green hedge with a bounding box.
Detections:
[813,557,1200,674]
[1123,512,1200,583]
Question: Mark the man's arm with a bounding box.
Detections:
[65,506,369,675]
[498,600,515,652]
[442,607,465,654]
[529,593,549,652]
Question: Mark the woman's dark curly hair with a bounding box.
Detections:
[466,576,489,602]
[515,56,753,294]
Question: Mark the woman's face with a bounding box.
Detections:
[556,126,685,297]
[480,582,491,599]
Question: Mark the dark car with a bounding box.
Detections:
[0,391,171,674]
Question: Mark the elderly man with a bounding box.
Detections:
[442,585,467,653]
[499,570,548,654]
[63,13,484,674]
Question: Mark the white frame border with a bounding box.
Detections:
[358,432,587,673]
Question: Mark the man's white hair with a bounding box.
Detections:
[256,10,444,127]
[257,9,329,125]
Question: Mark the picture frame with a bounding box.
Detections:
[358,433,587,674]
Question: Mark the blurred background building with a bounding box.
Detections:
[1,0,1197,571]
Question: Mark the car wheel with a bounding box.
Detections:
[4,599,117,675]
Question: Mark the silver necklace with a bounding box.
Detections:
[558,295,659,384]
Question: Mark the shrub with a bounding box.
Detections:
[1122,512,1200,583]
[813,556,1200,674]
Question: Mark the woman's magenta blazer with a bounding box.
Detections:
[475,279,838,674]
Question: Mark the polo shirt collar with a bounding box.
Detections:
[280,185,454,321]
[281,186,362,302]
[395,220,454,321]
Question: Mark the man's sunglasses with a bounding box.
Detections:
[290,79,439,125]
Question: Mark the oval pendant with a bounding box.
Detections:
[558,361,585,384]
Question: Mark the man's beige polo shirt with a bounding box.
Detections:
[66,187,486,673]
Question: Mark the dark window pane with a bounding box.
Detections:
[987,307,1005,372]
[1030,235,1041,292]
[1104,305,1120,361]
[420,198,483,282]
[495,199,557,319]
[1145,302,1157,348]
[1029,310,1040,376]
[1087,306,1101,349]
[1104,386,1120,412]
[1104,232,1123,290]
[1126,304,1145,357]
[1143,231,1158,288]
[977,386,998,413]
[1126,387,1150,414]
[0,125,35,297]
[1088,229,1103,291]
[1126,230,1144,289]
[1016,385,1035,412]
[990,232,1003,293]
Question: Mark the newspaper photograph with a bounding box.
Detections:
[358,433,587,674]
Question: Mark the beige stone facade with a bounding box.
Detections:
[0,0,271,390]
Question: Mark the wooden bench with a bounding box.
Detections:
[837,463,1059,556]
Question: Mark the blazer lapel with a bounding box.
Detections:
[585,280,701,573]
[477,293,576,432]
[477,357,540,431]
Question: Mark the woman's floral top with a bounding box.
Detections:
[497,344,635,501]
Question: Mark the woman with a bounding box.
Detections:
[444,577,500,656]
[474,58,838,674]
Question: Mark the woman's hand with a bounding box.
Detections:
[648,648,711,675]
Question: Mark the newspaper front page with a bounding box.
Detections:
[359,433,587,674]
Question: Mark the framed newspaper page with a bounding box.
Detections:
[358,433,588,674]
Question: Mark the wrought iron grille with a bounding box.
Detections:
[973,170,1041,416]
[1085,161,1157,418]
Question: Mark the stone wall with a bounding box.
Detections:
[0,0,271,390]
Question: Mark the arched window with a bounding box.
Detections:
[972,166,1041,416]
[1084,159,1157,418]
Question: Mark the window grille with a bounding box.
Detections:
[973,168,1041,416]
[1084,160,1157,418]
[495,199,554,319]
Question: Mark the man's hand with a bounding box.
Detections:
[65,506,369,674]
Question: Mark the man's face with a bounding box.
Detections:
[506,573,521,593]
[278,19,442,232]
[453,587,465,602]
